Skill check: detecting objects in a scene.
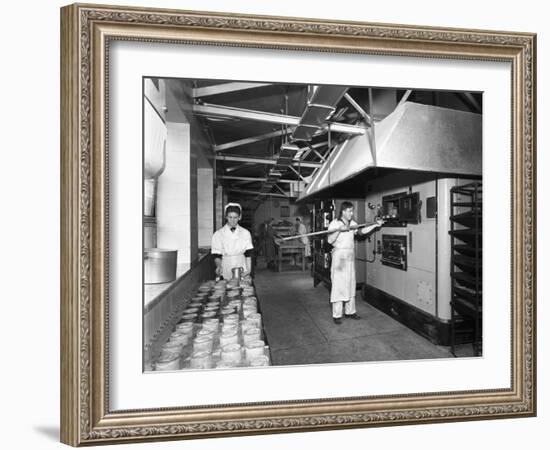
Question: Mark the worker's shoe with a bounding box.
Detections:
[345,313,361,320]
[333,317,342,325]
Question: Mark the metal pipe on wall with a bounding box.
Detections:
[435,177,439,318]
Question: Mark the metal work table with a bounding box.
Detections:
[274,238,306,272]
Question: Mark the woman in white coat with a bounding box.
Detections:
[327,202,383,325]
[211,203,254,280]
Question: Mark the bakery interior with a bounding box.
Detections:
[143,78,482,371]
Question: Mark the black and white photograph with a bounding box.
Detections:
[143,78,483,372]
[51,0,538,447]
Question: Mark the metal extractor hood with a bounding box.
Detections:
[298,101,482,201]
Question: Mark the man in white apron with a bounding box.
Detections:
[211,203,254,280]
[295,217,311,258]
[327,202,383,325]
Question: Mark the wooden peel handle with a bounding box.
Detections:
[280,221,382,241]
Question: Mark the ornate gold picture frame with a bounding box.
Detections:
[60,3,536,446]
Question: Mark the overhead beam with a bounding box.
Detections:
[300,141,329,160]
[215,128,294,152]
[225,163,251,173]
[368,88,377,166]
[323,142,339,162]
[288,165,307,182]
[344,93,371,124]
[462,92,482,113]
[397,89,413,108]
[193,103,365,135]
[193,82,271,98]
[229,179,259,186]
[228,188,288,198]
[216,154,321,168]
[312,148,326,162]
[225,163,261,173]
[298,147,312,161]
[274,184,289,197]
[221,175,296,184]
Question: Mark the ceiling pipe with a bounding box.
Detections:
[193,103,364,135]
[228,188,288,198]
[193,82,272,98]
[215,154,321,168]
[214,128,294,152]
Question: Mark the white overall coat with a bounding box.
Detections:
[211,224,254,280]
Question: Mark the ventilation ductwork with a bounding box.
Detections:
[292,85,349,142]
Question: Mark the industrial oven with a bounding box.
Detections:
[311,200,333,287]
[361,176,479,346]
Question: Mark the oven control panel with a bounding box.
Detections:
[381,191,420,227]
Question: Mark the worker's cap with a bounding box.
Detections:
[224,202,242,215]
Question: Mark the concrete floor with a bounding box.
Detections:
[254,267,472,366]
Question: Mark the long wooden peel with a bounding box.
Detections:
[280,222,379,241]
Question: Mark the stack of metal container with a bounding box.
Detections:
[154,278,270,371]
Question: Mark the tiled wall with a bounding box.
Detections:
[154,80,215,265]
[215,186,224,230]
[157,120,192,263]
[190,156,198,260]
[143,79,218,369]
[198,168,214,247]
